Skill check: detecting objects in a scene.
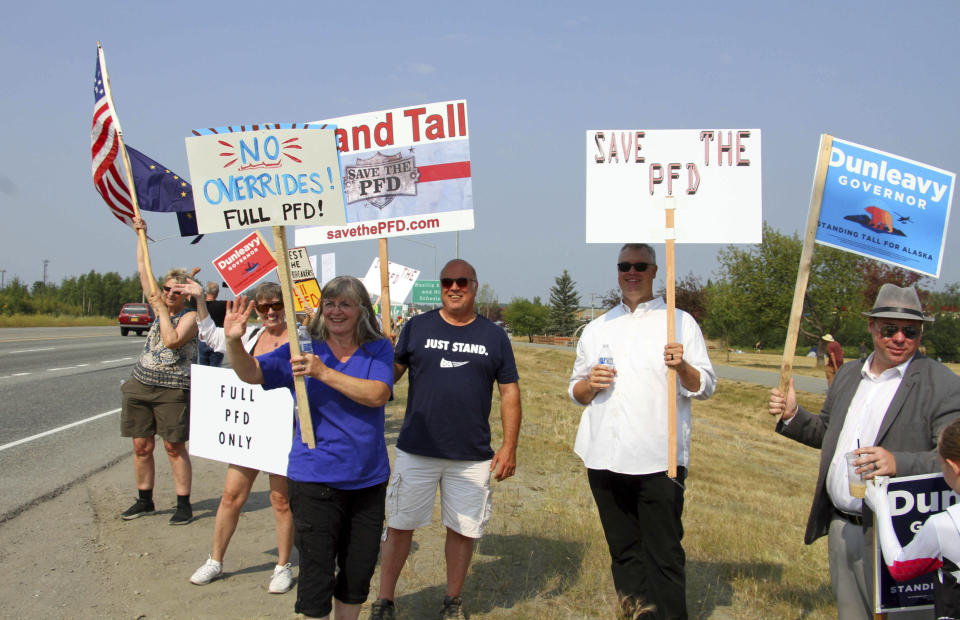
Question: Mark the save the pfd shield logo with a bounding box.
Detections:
[343,151,420,209]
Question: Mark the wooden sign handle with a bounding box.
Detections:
[272,226,316,449]
[379,238,393,341]
[665,201,678,479]
[778,134,834,395]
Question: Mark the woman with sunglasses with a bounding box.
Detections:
[177,280,298,594]
[224,276,393,620]
[119,217,199,525]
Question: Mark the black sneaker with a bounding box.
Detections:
[439,596,466,620]
[120,498,155,520]
[169,504,193,525]
[369,599,395,620]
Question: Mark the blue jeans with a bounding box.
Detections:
[197,341,223,367]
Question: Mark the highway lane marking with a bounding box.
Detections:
[1,359,134,380]
[0,408,120,453]
[4,347,56,354]
[47,363,91,372]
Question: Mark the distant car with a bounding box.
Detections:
[118,303,155,336]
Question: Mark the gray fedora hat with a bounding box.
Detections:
[862,283,934,322]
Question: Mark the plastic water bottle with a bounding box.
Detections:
[297,324,313,354]
[599,344,615,370]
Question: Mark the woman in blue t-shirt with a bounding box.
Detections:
[224,276,393,620]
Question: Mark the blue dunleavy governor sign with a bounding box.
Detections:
[815,137,955,278]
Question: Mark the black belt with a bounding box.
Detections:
[834,508,863,526]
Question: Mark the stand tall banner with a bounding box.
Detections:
[185,125,347,234]
[296,100,473,245]
[585,129,762,243]
[815,138,955,278]
[872,473,959,614]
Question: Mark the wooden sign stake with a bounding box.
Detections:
[271,225,316,449]
[379,238,393,341]
[665,197,678,479]
[778,134,834,394]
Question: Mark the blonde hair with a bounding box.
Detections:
[160,268,189,285]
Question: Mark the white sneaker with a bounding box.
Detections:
[190,557,222,585]
[268,562,293,594]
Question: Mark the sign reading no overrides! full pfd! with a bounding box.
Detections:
[186,126,347,234]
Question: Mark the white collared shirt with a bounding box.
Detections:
[568,298,717,475]
[827,353,913,514]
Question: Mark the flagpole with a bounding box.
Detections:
[98,42,158,295]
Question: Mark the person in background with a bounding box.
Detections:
[226,276,393,620]
[822,333,844,387]
[119,217,198,525]
[177,279,295,595]
[197,280,227,367]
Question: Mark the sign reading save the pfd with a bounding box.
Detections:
[815,137,955,278]
[186,127,347,234]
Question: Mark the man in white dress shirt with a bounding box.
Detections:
[569,243,716,619]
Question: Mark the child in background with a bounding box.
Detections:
[865,418,960,619]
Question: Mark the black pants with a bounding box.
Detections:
[288,480,387,618]
[588,467,687,620]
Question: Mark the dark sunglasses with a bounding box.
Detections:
[162,286,182,295]
[617,262,651,273]
[256,301,284,313]
[879,324,921,339]
[441,277,475,288]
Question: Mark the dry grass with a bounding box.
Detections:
[0,313,114,327]
[378,346,837,619]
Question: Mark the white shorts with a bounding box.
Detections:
[385,449,493,538]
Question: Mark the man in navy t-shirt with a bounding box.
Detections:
[369,259,522,620]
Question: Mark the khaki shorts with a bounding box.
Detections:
[385,449,492,538]
[120,378,190,443]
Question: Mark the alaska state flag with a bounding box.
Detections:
[127,145,200,238]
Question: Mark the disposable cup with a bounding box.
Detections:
[846,451,866,499]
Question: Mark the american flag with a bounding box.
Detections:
[91,47,135,227]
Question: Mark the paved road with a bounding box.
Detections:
[0,326,145,521]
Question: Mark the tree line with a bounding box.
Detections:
[0,272,143,317]
[489,223,960,362]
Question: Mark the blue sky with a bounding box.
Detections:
[1,1,958,305]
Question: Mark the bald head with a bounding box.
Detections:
[441,259,477,281]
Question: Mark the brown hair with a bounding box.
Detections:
[939,418,960,461]
[308,276,383,345]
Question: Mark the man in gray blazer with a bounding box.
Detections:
[769,284,960,620]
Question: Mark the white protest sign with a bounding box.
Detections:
[585,129,762,243]
[361,257,420,304]
[188,365,293,475]
[311,253,336,287]
[295,100,473,246]
[186,127,347,234]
